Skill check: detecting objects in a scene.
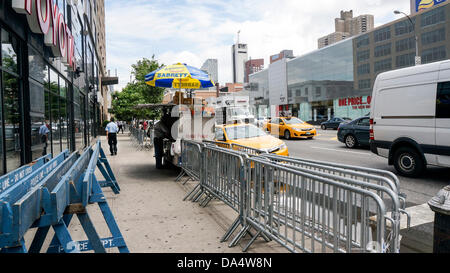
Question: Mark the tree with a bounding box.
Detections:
[111,56,165,121]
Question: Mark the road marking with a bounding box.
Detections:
[311,146,370,156]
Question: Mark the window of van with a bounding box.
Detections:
[437,82,450,119]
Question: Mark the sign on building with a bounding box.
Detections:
[12,0,77,70]
[415,0,447,12]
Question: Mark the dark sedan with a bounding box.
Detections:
[321,117,352,130]
[337,116,370,148]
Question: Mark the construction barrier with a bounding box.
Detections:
[0,141,128,253]
[180,138,408,253]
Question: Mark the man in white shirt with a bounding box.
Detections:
[105,118,119,156]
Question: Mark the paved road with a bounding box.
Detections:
[280,128,449,206]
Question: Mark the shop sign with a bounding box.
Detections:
[12,0,76,70]
[415,0,447,12]
[338,96,372,110]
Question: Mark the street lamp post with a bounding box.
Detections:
[394,10,420,65]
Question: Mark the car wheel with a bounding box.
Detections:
[284,130,291,140]
[321,125,326,130]
[393,147,425,177]
[345,135,357,148]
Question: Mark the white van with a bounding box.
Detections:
[370,60,450,177]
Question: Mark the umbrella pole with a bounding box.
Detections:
[179,77,181,106]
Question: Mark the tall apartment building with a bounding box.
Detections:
[231,43,248,83]
[244,59,264,83]
[200,59,218,83]
[0,0,115,174]
[318,10,374,49]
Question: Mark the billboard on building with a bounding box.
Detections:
[415,0,447,12]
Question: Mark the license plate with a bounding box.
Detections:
[306,132,311,135]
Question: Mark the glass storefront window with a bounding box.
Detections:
[51,90,61,155]
[1,29,18,74]
[3,72,21,173]
[73,87,82,150]
[0,75,3,174]
[81,93,87,147]
[30,80,47,160]
[89,103,94,143]
[45,90,52,155]
[28,46,46,83]
[60,78,69,151]
[1,28,22,174]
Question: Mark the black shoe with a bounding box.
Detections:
[110,154,114,156]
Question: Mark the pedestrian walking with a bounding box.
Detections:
[118,121,124,134]
[39,120,50,156]
[106,117,119,156]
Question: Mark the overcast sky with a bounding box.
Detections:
[105,0,410,91]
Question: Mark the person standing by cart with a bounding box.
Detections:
[106,118,119,156]
[153,113,171,169]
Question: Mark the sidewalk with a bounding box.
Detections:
[70,133,287,253]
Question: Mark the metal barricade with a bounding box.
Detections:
[231,143,268,156]
[137,130,145,151]
[239,157,390,253]
[202,140,232,149]
[179,139,203,182]
[256,156,407,252]
[179,141,407,253]
[259,154,404,200]
[179,140,205,202]
[145,129,154,150]
[197,145,258,244]
[129,127,151,151]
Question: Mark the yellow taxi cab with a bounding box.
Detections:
[214,123,289,156]
[264,117,317,140]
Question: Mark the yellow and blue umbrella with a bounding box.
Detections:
[145,63,215,89]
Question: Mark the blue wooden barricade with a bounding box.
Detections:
[0,154,51,195]
[0,141,127,253]
[0,151,70,252]
[35,141,128,253]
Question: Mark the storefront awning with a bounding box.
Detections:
[101,77,119,86]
